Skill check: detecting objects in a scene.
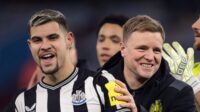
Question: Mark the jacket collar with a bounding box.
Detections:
[101,51,173,92]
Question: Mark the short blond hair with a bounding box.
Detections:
[123,15,165,43]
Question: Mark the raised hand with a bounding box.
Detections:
[162,41,200,93]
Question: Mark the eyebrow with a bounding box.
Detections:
[30,36,41,39]
[31,33,58,39]
[47,33,59,38]
[110,34,120,38]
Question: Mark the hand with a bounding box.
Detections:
[162,41,200,93]
[114,80,137,112]
[102,70,137,111]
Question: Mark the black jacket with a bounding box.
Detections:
[95,52,196,112]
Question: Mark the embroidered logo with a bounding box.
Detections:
[25,103,36,112]
[150,100,162,112]
[72,90,86,106]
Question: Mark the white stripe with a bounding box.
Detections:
[96,84,105,105]
[85,77,101,112]
[40,67,79,90]
[15,92,25,112]
[60,74,78,112]
[101,70,116,81]
[36,84,48,112]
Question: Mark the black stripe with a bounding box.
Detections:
[93,70,106,111]
[24,86,37,112]
[47,89,61,112]
[72,69,88,112]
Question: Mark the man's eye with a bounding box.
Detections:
[111,36,121,44]
[48,34,59,40]
[137,48,145,52]
[112,38,120,43]
[97,37,105,42]
[137,47,146,52]
[154,49,161,54]
[31,38,41,43]
[49,35,58,40]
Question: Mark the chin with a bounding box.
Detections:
[141,73,154,79]
[194,43,200,50]
[41,66,58,74]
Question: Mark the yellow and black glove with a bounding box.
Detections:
[162,41,200,93]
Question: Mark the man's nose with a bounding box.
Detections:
[40,40,51,50]
[192,18,200,30]
[144,50,154,61]
[101,39,110,50]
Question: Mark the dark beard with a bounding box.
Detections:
[40,64,59,75]
[194,42,200,51]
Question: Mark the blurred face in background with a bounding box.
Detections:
[96,23,123,66]
[192,17,200,50]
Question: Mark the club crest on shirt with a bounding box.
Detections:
[150,100,162,112]
[72,90,86,106]
[25,103,36,112]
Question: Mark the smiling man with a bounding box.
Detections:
[7,9,102,112]
[5,9,136,112]
[94,15,196,111]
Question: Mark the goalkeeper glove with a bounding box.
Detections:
[162,41,200,93]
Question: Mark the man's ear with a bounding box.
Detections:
[27,39,31,48]
[120,42,125,57]
[66,32,75,49]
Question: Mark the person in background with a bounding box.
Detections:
[192,16,200,77]
[94,15,196,111]
[96,14,129,67]
[162,16,200,111]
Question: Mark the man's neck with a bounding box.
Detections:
[43,64,75,86]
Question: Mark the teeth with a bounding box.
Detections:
[43,54,52,58]
[142,64,152,68]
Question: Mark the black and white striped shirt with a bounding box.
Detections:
[14,67,101,112]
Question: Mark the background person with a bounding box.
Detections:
[96,14,129,67]
[162,16,200,111]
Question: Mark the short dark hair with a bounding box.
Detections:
[28,9,69,35]
[97,14,129,35]
[123,15,165,43]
